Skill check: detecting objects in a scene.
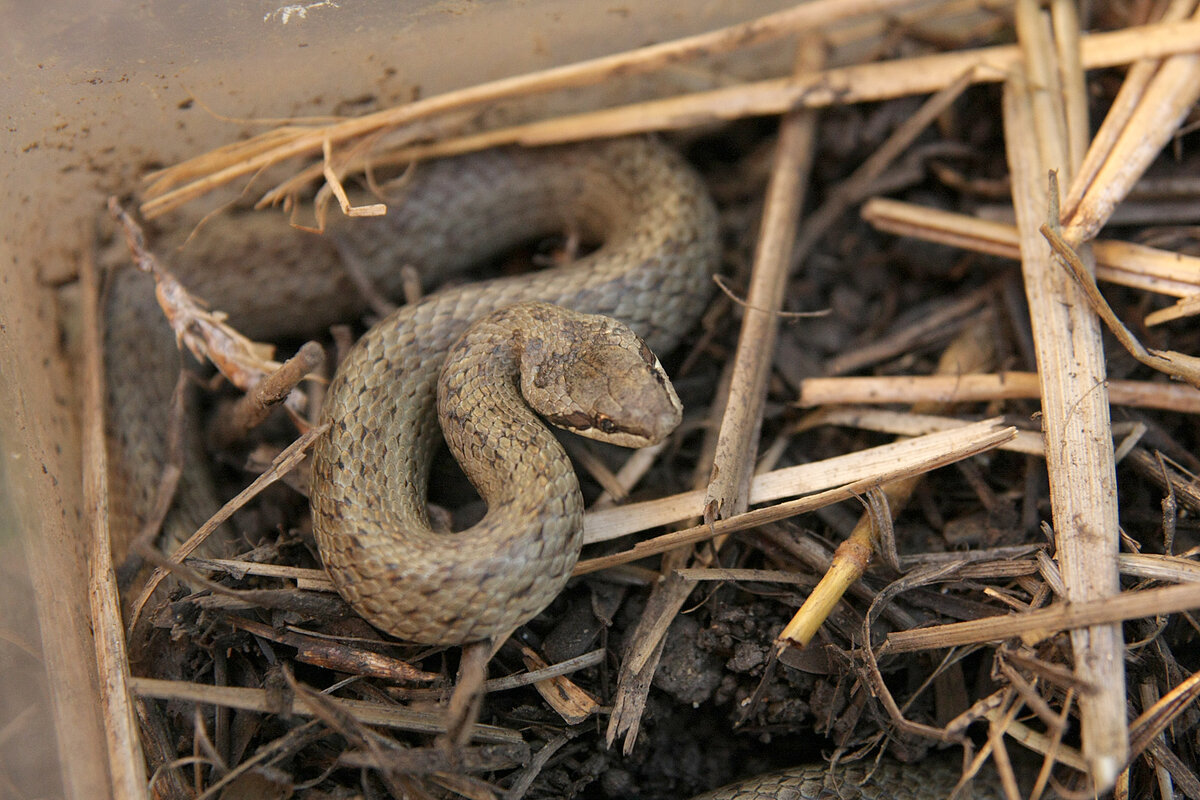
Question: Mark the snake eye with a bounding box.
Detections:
[596,414,617,434]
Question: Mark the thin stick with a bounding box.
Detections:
[862,198,1200,298]
[126,424,328,632]
[884,582,1200,654]
[705,42,819,519]
[128,677,522,745]
[140,0,924,216]
[140,17,1200,218]
[574,420,1014,575]
[1007,2,1125,785]
[209,341,325,447]
[81,244,150,800]
[777,319,994,649]
[1062,5,1200,244]
[1042,224,1200,387]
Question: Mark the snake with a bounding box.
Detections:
[691,757,1002,800]
[105,137,992,799]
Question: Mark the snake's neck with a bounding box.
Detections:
[436,307,584,537]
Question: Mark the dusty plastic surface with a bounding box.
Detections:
[0,2,790,798]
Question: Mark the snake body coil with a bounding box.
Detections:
[307,139,718,643]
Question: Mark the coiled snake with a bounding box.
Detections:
[106,138,989,799]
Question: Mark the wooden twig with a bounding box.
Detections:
[227,617,440,684]
[209,340,326,448]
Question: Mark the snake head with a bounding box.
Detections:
[518,303,683,449]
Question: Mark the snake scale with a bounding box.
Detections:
[105,138,994,799]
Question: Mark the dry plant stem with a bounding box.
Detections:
[252,17,1200,210]
[1050,0,1089,178]
[804,407,1046,456]
[1007,3,1126,784]
[575,420,1014,575]
[1061,0,1200,219]
[142,19,1200,218]
[1061,8,1200,244]
[80,247,150,800]
[606,40,825,756]
[210,340,325,447]
[438,641,491,753]
[1042,223,1200,387]
[586,418,1016,545]
[788,66,976,270]
[777,319,994,649]
[126,424,328,633]
[797,371,1200,414]
[139,0,923,217]
[705,40,819,519]
[768,74,997,645]
[1145,294,1200,327]
[862,198,1200,298]
[884,581,1200,654]
[1136,683,1173,798]
[376,20,1200,160]
[1128,668,1200,765]
[127,678,524,745]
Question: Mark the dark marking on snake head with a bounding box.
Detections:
[637,339,656,367]
[546,410,593,431]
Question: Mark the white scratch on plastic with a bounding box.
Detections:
[264,1,340,24]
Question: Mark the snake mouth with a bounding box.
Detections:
[545,410,677,449]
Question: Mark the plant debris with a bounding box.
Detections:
[87,2,1200,798]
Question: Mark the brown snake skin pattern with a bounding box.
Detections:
[692,757,1003,800]
[307,138,718,644]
